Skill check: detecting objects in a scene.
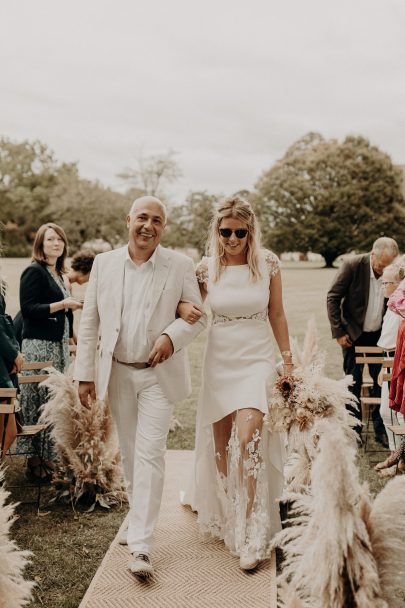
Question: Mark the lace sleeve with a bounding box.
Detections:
[195,257,209,285]
[264,250,280,278]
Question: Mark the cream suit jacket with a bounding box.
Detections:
[73,245,206,402]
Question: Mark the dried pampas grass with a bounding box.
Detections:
[368,476,405,608]
[0,470,34,607]
[39,369,125,509]
[266,317,358,491]
[273,420,405,607]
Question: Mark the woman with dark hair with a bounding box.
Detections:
[19,223,82,480]
[180,197,291,570]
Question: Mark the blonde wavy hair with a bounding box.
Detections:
[206,196,262,282]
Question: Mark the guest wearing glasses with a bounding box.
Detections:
[375,259,405,475]
[179,196,291,571]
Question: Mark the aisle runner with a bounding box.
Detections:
[79,450,277,608]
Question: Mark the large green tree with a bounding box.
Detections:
[254,133,405,266]
[45,164,131,251]
[0,138,135,255]
[0,138,62,254]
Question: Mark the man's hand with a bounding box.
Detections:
[336,334,353,348]
[148,334,174,368]
[78,381,97,409]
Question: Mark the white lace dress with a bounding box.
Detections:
[181,250,285,560]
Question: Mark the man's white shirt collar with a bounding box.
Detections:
[125,245,158,268]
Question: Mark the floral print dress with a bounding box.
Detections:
[18,268,70,460]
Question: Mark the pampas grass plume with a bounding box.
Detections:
[368,476,405,608]
[0,470,34,607]
[273,421,388,608]
[39,369,124,503]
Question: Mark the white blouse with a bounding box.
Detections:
[377,308,401,351]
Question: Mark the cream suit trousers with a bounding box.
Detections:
[108,361,173,554]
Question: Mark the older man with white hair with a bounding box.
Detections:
[327,237,399,446]
[74,196,206,578]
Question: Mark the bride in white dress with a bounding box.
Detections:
[179,197,292,570]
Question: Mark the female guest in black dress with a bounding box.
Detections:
[19,223,82,480]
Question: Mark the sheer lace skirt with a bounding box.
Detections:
[182,411,285,560]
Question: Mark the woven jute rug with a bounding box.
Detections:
[79,450,277,608]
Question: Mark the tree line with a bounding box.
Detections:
[1,133,404,266]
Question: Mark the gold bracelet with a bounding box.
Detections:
[281,350,292,358]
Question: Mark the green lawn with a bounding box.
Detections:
[1,258,388,607]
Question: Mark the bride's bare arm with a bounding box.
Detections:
[268,270,293,373]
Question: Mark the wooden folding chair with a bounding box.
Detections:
[0,388,18,459]
[18,360,53,384]
[355,346,385,453]
[5,360,53,508]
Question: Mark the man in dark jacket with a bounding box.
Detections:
[327,237,399,445]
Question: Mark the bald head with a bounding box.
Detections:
[129,196,167,224]
[126,195,167,259]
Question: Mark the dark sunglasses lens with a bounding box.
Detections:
[219,228,248,238]
[219,228,232,237]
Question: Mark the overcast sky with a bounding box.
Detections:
[1,0,404,201]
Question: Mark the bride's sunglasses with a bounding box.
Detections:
[219,228,248,239]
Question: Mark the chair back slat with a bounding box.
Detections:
[16,424,48,437]
[382,373,392,382]
[354,346,384,354]
[360,397,381,404]
[355,356,385,365]
[0,388,17,415]
[18,374,50,385]
[0,388,17,399]
[387,423,405,435]
[0,403,16,414]
[21,361,53,371]
[382,359,394,368]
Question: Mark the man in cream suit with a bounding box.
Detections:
[74,196,206,577]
